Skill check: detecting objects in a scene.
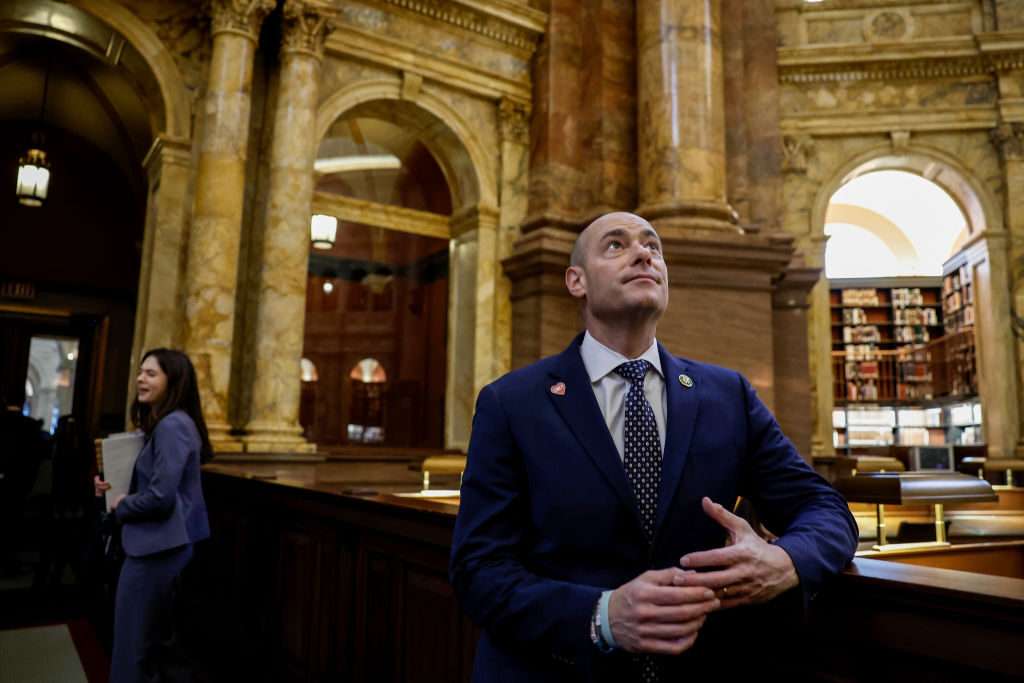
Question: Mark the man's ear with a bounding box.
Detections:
[565,265,586,300]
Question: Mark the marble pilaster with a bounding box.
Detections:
[991,122,1024,455]
[496,98,531,377]
[636,0,736,234]
[127,135,193,415]
[446,205,501,451]
[242,0,334,453]
[182,0,274,450]
[965,234,1020,459]
[771,264,821,462]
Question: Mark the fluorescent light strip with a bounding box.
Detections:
[314,154,402,174]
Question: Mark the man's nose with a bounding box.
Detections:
[629,241,653,264]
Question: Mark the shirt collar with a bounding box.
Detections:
[580,330,663,384]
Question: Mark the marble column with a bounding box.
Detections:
[636,0,736,234]
[772,265,821,462]
[242,0,333,453]
[183,0,274,450]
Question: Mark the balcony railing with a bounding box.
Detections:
[833,329,976,403]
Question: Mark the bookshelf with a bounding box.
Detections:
[941,253,977,397]
[830,278,943,403]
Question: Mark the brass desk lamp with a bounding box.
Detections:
[837,472,997,552]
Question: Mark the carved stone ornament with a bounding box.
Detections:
[890,130,911,151]
[210,0,276,40]
[282,0,336,59]
[991,123,1024,162]
[782,135,815,174]
[499,98,529,145]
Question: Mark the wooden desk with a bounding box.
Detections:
[191,464,1024,682]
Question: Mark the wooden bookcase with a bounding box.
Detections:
[941,252,978,397]
[830,277,943,404]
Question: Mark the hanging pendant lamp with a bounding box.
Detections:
[16,58,52,207]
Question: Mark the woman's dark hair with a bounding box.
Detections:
[131,348,214,464]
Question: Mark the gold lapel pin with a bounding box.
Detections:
[678,374,694,389]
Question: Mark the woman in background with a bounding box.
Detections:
[95,348,212,683]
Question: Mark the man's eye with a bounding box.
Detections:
[607,241,622,250]
[648,242,661,252]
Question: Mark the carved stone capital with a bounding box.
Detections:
[210,0,275,41]
[991,122,1024,162]
[281,0,336,60]
[782,135,815,174]
[499,98,529,146]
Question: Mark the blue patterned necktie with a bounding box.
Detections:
[615,359,663,682]
[614,359,662,540]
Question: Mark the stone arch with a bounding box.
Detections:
[825,203,921,265]
[316,78,496,212]
[1,0,192,140]
[811,144,1000,244]
[71,0,191,139]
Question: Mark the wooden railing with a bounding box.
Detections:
[833,329,976,403]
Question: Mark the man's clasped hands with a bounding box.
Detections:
[607,497,799,655]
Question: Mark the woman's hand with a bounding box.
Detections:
[111,494,126,510]
[94,475,111,498]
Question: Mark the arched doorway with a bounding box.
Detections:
[811,149,1018,460]
[307,87,501,451]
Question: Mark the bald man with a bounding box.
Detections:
[450,212,858,681]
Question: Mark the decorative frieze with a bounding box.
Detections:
[282,0,336,59]
[381,0,543,52]
[210,0,276,40]
[780,51,1024,85]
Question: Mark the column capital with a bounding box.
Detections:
[281,0,336,60]
[991,122,1024,162]
[210,0,276,41]
[499,98,530,146]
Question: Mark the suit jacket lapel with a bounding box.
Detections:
[655,344,700,535]
[547,334,647,537]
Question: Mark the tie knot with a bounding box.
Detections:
[614,359,651,384]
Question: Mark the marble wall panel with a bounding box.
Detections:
[781,79,997,116]
[996,0,1024,29]
[659,286,776,410]
[806,15,863,45]
[785,3,979,48]
[332,1,532,84]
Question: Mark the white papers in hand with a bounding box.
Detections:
[101,432,144,513]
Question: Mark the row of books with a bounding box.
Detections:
[840,288,880,306]
[893,308,939,325]
[891,287,927,307]
[842,308,870,325]
[844,344,878,360]
[843,326,881,343]
[894,326,930,343]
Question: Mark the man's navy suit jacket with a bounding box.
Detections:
[115,410,210,557]
[450,334,858,681]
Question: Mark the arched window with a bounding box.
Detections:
[349,358,387,384]
[825,170,968,278]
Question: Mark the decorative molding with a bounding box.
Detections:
[783,135,815,174]
[312,191,450,240]
[782,108,999,136]
[991,122,1024,161]
[498,98,528,145]
[142,134,193,181]
[780,54,1013,84]
[401,71,423,100]
[281,0,336,59]
[378,0,544,53]
[210,0,276,41]
[325,25,532,104]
